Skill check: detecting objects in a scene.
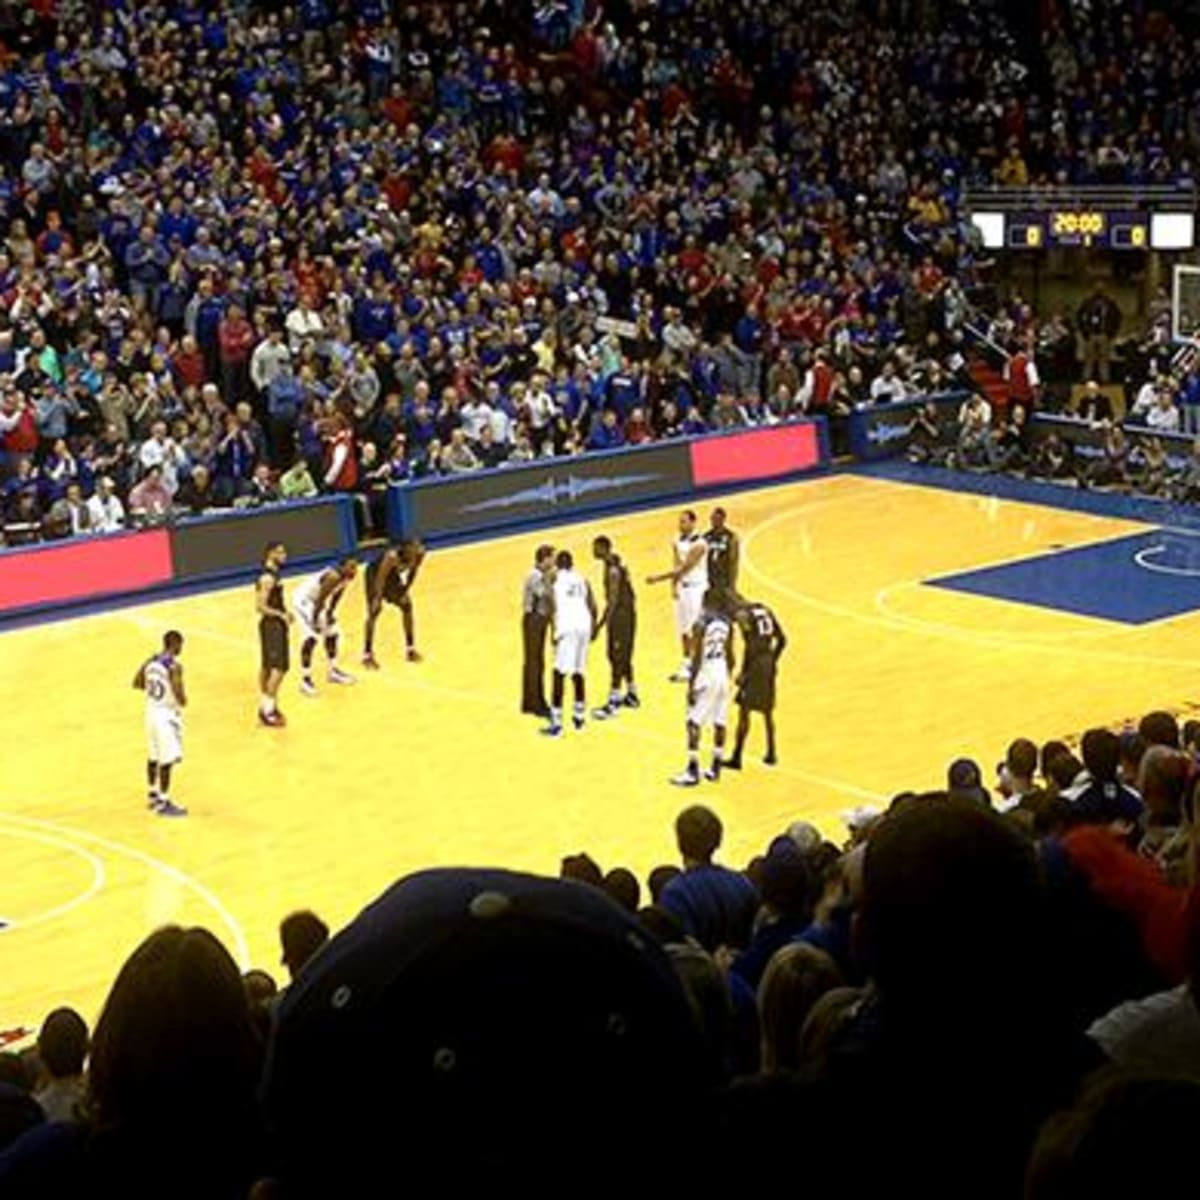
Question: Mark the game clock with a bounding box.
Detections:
[1004,209,1149,250]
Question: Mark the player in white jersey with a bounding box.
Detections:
[132,630,188,817]
[543,549,597,737]
[671,591,733,787]
[645,509,709,682]
[293,557,358,696]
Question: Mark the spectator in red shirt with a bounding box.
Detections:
[323,415,358,493]
[173,335,207,392]
[218,305,255,409]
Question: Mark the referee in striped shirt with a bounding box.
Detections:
[521,544,555,716]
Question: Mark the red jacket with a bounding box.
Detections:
[218,318,255,365]
[1063,826,1194,983]
[2,404,38,454]
[324,429,358,492]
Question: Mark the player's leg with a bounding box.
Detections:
[726,705,750,770]
[672,720,702,786]
[572,669,586,730]
[146,760,160,808]
[623,610,639,706]
[153,717,187,816]
[400,594,421,661]
[259,623,288,725]
[299,635,319,695]
[671,592,693,682]
[362,602,381,668]
[594,626,622,719]
[672,631,692,682]
[542,668,566,736]
[705,678,729,781]
[325,623,355,685]
[707,723,726,782]
[763,709,778,765]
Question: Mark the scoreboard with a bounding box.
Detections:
[971,208,1195,251]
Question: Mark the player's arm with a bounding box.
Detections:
[312,570,340,626]
[256,572,291,622]
[646,543,704,585]
[171,660,187,708]
[772,613,788,661]
[594,563,616,633]
[728,531,740,589]
[132,658,148,690]
[587,580,599,639]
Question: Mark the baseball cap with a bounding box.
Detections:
[948,758,990,806]
[262,869,705,1191]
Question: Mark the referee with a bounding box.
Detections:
[521,544,555,716]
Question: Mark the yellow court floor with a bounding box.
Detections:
[3,470,1199,1028]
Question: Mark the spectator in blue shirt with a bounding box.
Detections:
[660,805,759,952]
[587,408,625,451]
[123,226,169,316]
[265,363,305,468]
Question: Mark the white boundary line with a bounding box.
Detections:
[0,825,106,930]
[0,812,250,967]
[740,496,1200,669]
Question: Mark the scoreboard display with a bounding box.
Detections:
[1004,210,1147,249]
[972,208,1193,251]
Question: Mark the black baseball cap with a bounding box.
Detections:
[262,869,705,1190]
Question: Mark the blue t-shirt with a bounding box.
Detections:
[660,864,758,952]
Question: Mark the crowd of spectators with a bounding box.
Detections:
[5,715,1200,1194]
[0,0,1061,546]
[5,0,1200,545]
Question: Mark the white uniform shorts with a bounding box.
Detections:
[675,584,705,636]
[554,629,590,676]
[294,600,337,642]
[688,667,730,729]
[146,709,184,766]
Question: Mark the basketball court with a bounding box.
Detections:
[5,467,1200,1028]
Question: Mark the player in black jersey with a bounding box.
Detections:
[725,597,787,768]
[256,541,292,727]
[362,539,425,667]
[704,508,740,604]
[590,535,640,718]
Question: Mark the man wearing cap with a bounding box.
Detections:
[947,758,991,807]
[521,544,555,717]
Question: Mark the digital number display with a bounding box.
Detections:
[1050,211,1108,239]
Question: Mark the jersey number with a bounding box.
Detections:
[147,678,167,701]
[755,613,775,638]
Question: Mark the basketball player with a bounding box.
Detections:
[362,539,425,667]
[591,534,639,718]
[726,598,787,768]
[132,630,187,817]
[645,509,709,682]
[294,557,358,696]
[257,541,292,727]
[704,507,740,604]
[672,589,733,787]
[543,549,597,737]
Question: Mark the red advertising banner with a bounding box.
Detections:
[689,423,821,488]
[0,529,174,615]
